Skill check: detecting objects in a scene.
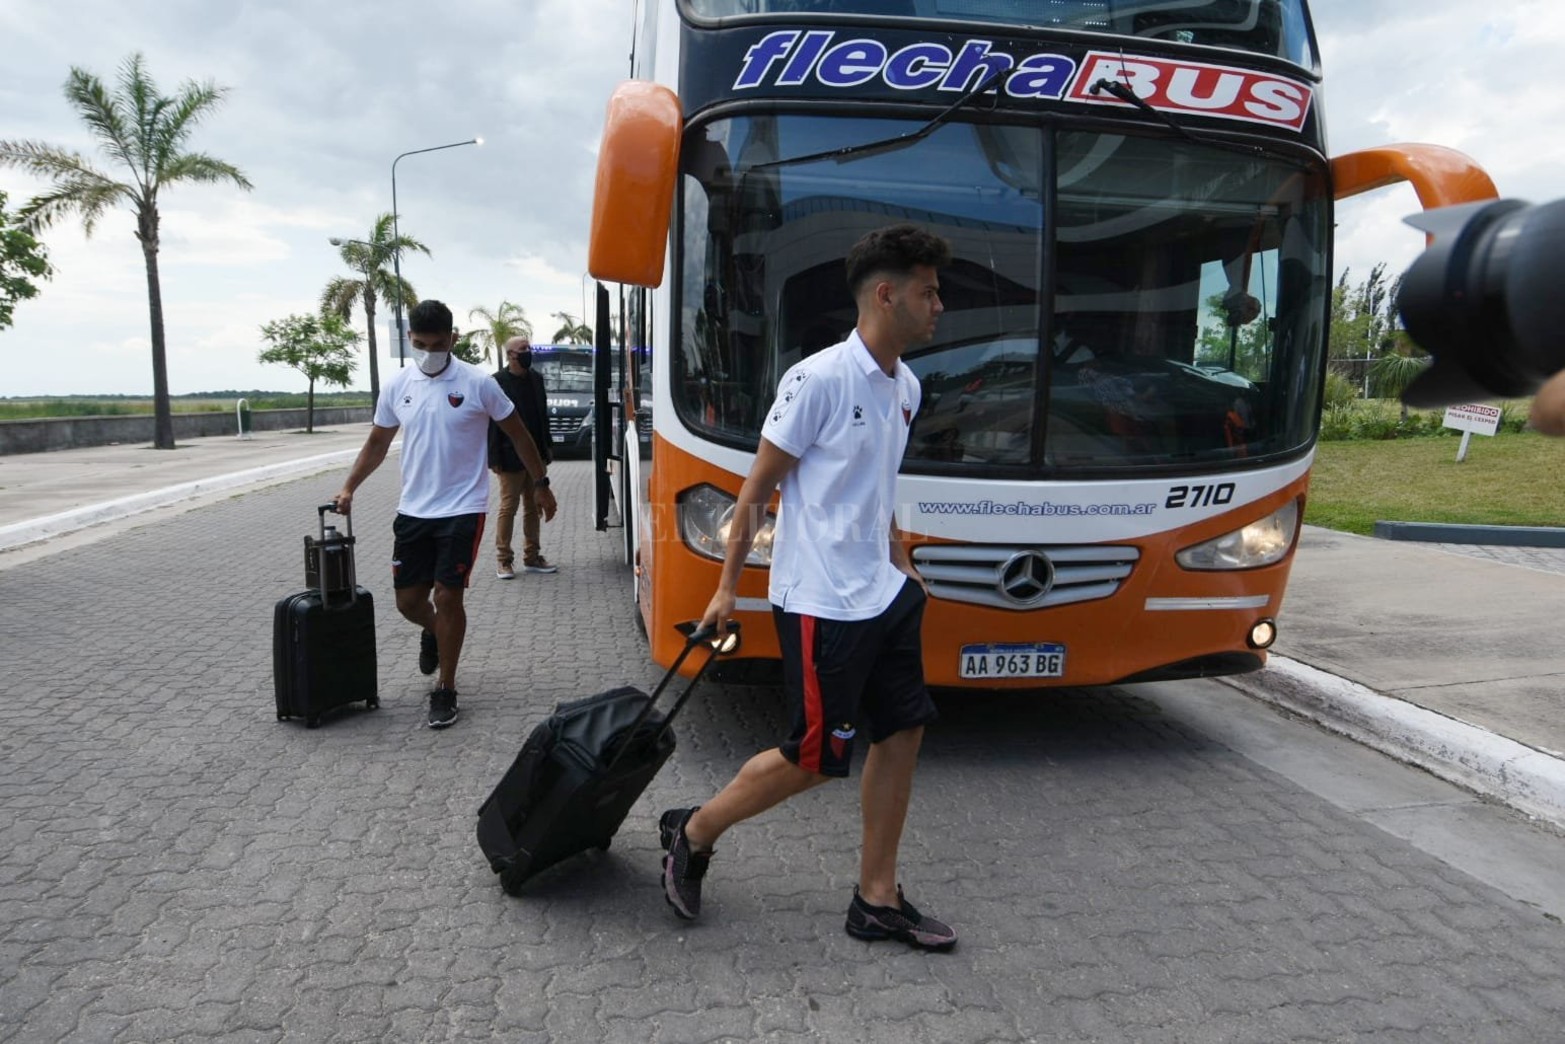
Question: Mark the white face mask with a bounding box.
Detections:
[414,349,450,376]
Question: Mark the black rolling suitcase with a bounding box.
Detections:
[476,622,737,893]
[272,503,379,727]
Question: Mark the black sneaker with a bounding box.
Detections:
[658,807,712,920]
[845,886,957,951]
[418,629,439,676]
[427,688,459,729]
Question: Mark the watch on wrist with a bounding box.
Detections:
[535,475,550,488]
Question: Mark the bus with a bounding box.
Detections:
[585,0,1496,686]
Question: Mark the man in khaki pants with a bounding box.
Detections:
[488,337,557,577]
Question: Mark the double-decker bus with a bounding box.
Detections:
[585,0,1496,686]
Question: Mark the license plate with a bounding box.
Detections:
[959,642,1066,679]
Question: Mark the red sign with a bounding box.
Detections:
[1069,52,1313,132]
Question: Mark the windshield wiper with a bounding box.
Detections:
[1089,78,1264,159]
[747,68,1006,173]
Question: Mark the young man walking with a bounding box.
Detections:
[659,224,957,950]
[489,335,557,578]
[334,300,557,728]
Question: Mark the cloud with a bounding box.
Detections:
[1315,1,1565,282]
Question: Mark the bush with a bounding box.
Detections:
[1323,371,1359,411]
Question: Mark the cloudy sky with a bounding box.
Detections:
[3,0,1563,397]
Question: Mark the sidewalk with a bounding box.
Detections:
[0,424,384,563]
[4,429,1562,830]
[1222,526,1565,830]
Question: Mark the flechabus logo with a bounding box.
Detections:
[734,30,1076,98]
[731,31,1312,132]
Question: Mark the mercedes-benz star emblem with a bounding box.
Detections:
[997,550,1055,607]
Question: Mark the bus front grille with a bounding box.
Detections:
[911,543,1140,611]
[549,416,583,439]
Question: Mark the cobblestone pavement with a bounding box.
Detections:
[5,461,1565,1042]
[1427,542,1565,576]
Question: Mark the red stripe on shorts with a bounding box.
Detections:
[798,614,823,773]
[466,514,487,589]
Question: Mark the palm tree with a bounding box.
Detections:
[551,311,592,345]
[466,301,532,365]
[1370,341,1431,421]
[322,213,426,403]
[0,53,251,449]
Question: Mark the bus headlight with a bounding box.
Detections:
[678,484,776,566]
[1175,498,1299,571]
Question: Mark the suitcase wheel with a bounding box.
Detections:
[276,711,286,721]
[366,696,380,710]
[306,716,320,729]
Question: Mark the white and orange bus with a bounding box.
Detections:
[585,0,1495,686]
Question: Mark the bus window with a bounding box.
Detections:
[1044,131,1327,469]
[672,113,1327,472]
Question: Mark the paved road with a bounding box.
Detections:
[5,461,1565,1042]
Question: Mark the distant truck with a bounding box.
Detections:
[529,344,649,457]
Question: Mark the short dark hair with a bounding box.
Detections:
[844,224,952,296]
[408,299,454,334]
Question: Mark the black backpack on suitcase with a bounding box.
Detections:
[272,503,379,727]
[476,622,736,893]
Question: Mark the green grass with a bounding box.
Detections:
[1306,433,1565,534]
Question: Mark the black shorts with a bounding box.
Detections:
[773,577,938,778]
[391,513,486,589]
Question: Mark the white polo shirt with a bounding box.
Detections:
[760,331,920,621]
[374,358,517,518]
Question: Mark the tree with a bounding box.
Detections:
[451,328,484,365]
[1194,290,1272,380]
[1370,339,1430,420]
[0,53,252,449]
[551,311,592,345]
[466,300,532,364]
[321,213,426,403]
[0,190,52,331]
[258,313,359,433]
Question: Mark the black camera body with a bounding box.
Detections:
[1396,198,1565,407]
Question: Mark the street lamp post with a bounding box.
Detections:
[391,137,483,367]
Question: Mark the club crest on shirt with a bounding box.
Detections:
[448,392,465,408]
[901,399,912,426]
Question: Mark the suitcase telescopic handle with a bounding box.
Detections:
[604,621,740,773]
[318,501,353,541]
[313,501,357,606]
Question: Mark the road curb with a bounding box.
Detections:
[1373,521,1565,547]
[1220,655,1565,831]
[0,448,365,552]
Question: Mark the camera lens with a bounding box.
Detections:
[1397,198,1565,407]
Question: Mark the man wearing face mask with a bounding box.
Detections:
[488,336,556,578]
[334,300,558,729]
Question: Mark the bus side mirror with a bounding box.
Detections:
[1330,144,1496,213]
[589,80,683,288]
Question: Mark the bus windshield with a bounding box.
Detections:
[675,113,1329,473]
[684,0,1316,69]
[531,350,595,393]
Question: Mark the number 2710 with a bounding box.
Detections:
[1165,482,1235,509]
